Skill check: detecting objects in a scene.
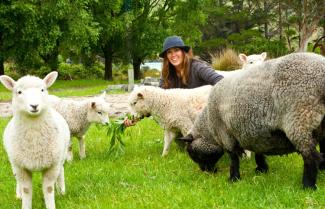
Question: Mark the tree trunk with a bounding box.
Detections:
[0,56,4,75]
[132,57,142,80]
[103,44,113,80]
[278,0,282,40]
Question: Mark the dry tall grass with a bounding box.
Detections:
[211,48,242,71]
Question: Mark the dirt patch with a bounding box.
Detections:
[0,93,131,118]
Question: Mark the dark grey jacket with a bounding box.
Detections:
[159,59,224,89]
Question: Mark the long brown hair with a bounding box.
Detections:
[161,49,193,89]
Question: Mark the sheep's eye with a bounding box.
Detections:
[17,90,22,94]
[97,111,102,115]
[133,102,137,105]
[41,89,44,92]
[249,61,254,64]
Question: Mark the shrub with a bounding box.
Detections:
[58,62,104,80]
[211,48,242,71]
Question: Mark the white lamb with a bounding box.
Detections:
[239,52,267,69]
[128,85,212,156]
[49,92,110,161]
[215,52,267,77]
[0,72,70,209]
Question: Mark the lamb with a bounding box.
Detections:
[49,92,110,161]
[180,52,325,189]
[215,52,267,77]
[128,85,212,156]
[0,72,70,209]
[239,52,267,68]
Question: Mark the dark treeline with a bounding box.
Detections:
[0,0,324,80]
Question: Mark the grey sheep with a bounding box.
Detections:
[180,52,325,189]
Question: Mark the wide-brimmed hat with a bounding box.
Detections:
[159,35,190,58]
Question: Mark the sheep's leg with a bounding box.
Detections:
[15,168,32,209]
[301,151,319,190]
[42,166,60,209]
[55,165,65,195]
[66,139,73,162]
[11,165,22,199]
[162,130,176,157]
[255,154,268,173]
[228,152,240,182]
[78,135,86,159]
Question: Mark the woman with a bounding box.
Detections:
[159,35,223,89]
[124,35,223,126]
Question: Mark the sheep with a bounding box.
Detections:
[215,52,267,77]
[49,92,110,161]
[128,85,212,156]
[179,52,325,189]
[0,72,70,209]
[239,52,267,69]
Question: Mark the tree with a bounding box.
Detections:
[0,1,39,75]
[90,0,131,80]
[283,0,325,52]
[127,0,175,80]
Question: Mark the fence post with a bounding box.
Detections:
[128,68,134,92]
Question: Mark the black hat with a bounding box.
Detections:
[159,35,190,58]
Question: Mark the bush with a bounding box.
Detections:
[211,48,242,71]
[58,62,104,80]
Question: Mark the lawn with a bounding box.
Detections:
[0,81,325,209]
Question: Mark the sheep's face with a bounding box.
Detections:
[239,52,267,68]
[180,134,224,172]
[128,88,151,119]
[0,72,58,117]
[87,94,110,125]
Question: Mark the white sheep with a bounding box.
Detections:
[49,92,110,161]
[239,52,267,69]
[215,52,267,77]
[128,85,212,156]
[180,52,325,189]
[0,72,70,209]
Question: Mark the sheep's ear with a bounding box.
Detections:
[137,93,144,99]
[0,75,16,91]
[91,102,96,109]
[239,54,247,63]
[43,71,58,88]
[178,134,194,143]
[261,52,267,60]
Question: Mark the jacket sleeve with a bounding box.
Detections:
[193,61,224,85]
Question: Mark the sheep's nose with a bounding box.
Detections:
[30,104,38,111]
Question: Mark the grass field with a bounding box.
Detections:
[0,80,325,208]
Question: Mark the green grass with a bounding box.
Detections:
[0,79,128,101]
[1,117,325,209]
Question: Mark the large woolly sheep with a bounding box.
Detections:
[128,85,212,156]
[49,92,110,161]
[180,52,325,189]
[0,72,70,209]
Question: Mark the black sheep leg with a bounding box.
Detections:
[302,151,319,190]
[228,152,240,182]
[255,154,268,173]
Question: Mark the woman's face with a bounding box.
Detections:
[166,48,184,68]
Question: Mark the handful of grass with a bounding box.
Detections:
[105,114,135,157]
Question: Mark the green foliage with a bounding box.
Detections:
[57,62,104,80]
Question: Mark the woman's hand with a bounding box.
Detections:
[123,118,137,127]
